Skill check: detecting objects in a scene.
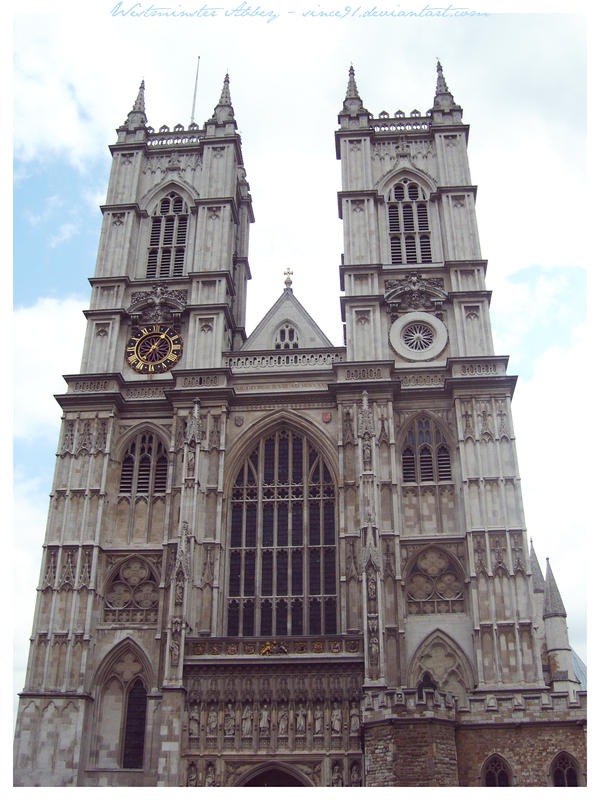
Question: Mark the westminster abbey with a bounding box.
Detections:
[13,64,586,786]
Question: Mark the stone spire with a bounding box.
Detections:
[543,559,567,618]
[431,60,462,121]
[338,64,369,122]
[529,539,545,594]
[211,73,235,124]
[124,79,147,127]
[346,64,360,100]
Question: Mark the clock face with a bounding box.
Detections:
[125,324,183,374]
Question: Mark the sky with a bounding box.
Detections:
[11,0,592,727]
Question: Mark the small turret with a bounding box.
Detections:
[543,559,579,697]
[116,80,148,142]
[430,61,463,124]
[338,65,370,128]
[209,73,236,126]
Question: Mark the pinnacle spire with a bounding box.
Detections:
[122,79,147,130]
[435,60,449,95]
[132,79,146,114]
[346,64,360,99]
[543,559,567,618]
[210,73,235,125]
[218,73,232,106]
[339,63,368,120]
[529,539,545,594]
[432,60,461,116]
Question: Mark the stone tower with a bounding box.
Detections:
[14,66,585,787]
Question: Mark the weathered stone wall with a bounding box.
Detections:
[364,719,458,786]
[456,722,587,786]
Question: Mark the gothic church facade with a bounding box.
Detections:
[13,65,586,787]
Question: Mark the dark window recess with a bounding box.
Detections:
[122,679,147,769]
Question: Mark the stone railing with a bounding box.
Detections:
[224,349,345,372]
[370,116,431,133]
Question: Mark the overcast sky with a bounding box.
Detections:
[12,0,591,722]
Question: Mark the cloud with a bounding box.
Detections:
[48,222,79,248]
[511,325,588,659]
[13,297,87,442]
[23,194,63,227]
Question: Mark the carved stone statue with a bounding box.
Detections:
[278,706,289,737]
[242,704,253,737]
[350,702,360,734]
[331,763,343,787]
[259,702,270,735]
[331,702,342,736]
[207,708,218,737]
[350,761,361,786]
[295,703,306,735]
[224,702,235,737]
[314,704,324,736]
[205,763,216,787]
[186,761,198,786]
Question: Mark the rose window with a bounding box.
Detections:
[402,322,434,351]
[104,558,159,624]
[406,548,464,614]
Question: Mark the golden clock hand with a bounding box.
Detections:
[145,331,168,356]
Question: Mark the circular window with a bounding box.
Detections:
[389,311,448,361]
[402,322,434,351]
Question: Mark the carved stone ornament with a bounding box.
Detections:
[127,283,187,325]
[384,272,447,320]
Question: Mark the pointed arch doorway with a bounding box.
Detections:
[240,765,310,787]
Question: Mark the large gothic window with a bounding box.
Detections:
[387,179,432,265]
[226,429,337,637]
[146,191,188,279]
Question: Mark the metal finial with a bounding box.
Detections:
[284,267,293,289]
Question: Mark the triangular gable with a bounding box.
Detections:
[242,289,334,351]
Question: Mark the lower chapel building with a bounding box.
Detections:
[14,65,587,787]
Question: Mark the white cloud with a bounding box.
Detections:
[48,222,79,248]
[511,325,588,659]
[14,297,87,442]
[23,194,63,227]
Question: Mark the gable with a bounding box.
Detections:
[241,290,334,351]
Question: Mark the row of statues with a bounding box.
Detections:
[189,699,360,740]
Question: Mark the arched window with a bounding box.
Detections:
[401,417,452,484]
[387,179,432,264]
[226,429,336,637]
[122,678,147,769]
[483,754,512,786]
[551,752,579,786]
[120,432,169,497]
[93,644,151,771]
[146,191,188,279]
[274,323,299,350]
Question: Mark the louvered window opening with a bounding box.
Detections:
[227,430,337,637]
[401,418,452,483]
[146,192,188,279]
[119,433,168,496]
[388,180,432,264]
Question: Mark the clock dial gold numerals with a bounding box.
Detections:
[125,325,183,374]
